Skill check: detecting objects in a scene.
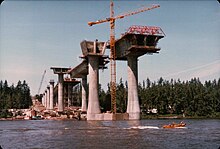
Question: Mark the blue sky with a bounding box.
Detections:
[0,1,219,95]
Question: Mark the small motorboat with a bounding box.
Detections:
[163,122,186,129]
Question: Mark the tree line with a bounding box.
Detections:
[1,77,219,118]
[98,77,220,117]
[0,80,32,110]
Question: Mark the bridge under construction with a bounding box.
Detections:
[40,1,165,120]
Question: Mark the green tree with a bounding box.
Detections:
[116,78,127,113]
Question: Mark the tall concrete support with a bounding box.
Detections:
[87,56,101,120]
[44,93,46,107]
[46,86,50,110]
[42,93,45,106]
[67,85,72,107]
[126,56,140,120]
[58,74,64,112]
[44,90,47,108]
[51,67,71,112]
[81,75,87,112]
[49,80,54,111]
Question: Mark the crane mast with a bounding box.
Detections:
[109,1,117,113]
[88,1,160,114]
[37,70,46,95]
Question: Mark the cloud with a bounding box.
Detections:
[190,61,220,80]
[163,59,220,81]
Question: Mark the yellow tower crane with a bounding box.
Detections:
[88,1,160,113]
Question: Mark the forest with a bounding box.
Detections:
[1,77,220,118]
[96,77,220,118]
[0,80,32,111]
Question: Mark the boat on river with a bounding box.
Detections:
[163,122,186,129]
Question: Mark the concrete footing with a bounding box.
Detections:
[87,113,129,121]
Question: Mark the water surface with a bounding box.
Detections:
[0,119,219,149]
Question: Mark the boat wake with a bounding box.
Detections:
[125,126,160,130]
[174,127,187,129]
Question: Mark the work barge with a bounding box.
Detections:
[40,25,165,120]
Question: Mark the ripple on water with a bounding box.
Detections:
[0,119,219,149]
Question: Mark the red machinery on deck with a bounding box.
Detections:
[126,25,165,36]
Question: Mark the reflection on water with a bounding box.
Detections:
[125,126,160,129]
[0,119,219,149]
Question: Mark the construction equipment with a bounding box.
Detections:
[37,70,46,95]
[88,1,160,113]
[126,25,165,36]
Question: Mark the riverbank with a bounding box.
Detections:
[0,101,84,121]
[141,113,220,119]
[1,113,220,121]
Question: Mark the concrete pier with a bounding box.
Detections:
[44,93,46,107]
[87,56,101,120]
[58,74,64,112]
[81,75,87,112]
[114,31,164,120]
[44,90,47,109]
[51,67,71,112]
[49,80,54,111]
[68,61,89,113]
[46,86,50,110]
[64,78,80,107]
[67,40,109,120]
[67,84,72,107]
[127,56,140,120]
[42,93,45,107]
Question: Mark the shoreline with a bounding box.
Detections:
[1,115,220,121]
[141,114,220,120]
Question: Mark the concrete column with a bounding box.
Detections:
[126,56,140,120]
[81,75,87,112]
[49,80,54,111]
[46,86,50,110]
[44,94,47,107]
[54,92,58,108]
[58,74,64,112]
[44,93,46,107]
[44,90,47,108]
[42,93,45,106]
[87,56,100,120]
[67,85,72,107]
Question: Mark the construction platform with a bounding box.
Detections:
[115,33,164,60]
[68,60,88,78]
[50,67,70,74]
[80,40,107,56]
[53,78,80,92]
[68,40,109,78]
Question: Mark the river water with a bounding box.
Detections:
[0,119,219,149]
